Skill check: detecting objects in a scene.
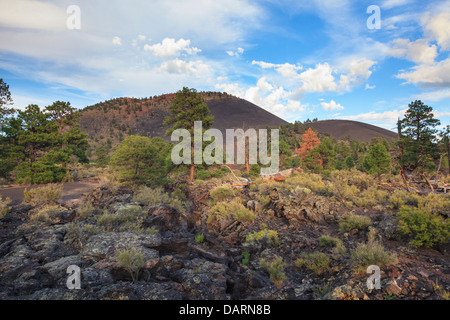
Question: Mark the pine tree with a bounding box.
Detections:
[398,100,440,189]
[363,143,391,181]
[296,128,320,158]
[163,87,214,182]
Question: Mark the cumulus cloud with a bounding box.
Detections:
[252,60,303,79]
[144,38,201,57]
[294,63,338,97]
[342,109,407,124]
[421,12,450,51]
[159,58,209,75]
[388,38,437,64]
[321,100,344,111]
[226,47,244,57]
[396,58,450,87]
[112,36,122,46]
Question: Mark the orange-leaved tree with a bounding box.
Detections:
[296,128,320,158]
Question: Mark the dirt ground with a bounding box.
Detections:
[0,179,100,206]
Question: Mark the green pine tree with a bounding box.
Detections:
[163,87,214,182]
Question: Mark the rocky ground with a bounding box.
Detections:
[0,179,449,300]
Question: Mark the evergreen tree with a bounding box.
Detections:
[163,87,214,182]
[398,100,440,188]
[363,143,391,181]
[110,135,172,186]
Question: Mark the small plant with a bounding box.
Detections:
[133,186,184,212]
[245,229,279,248]
[295,252,331,275]
[24,184,63,207]
[318,235,346,255]
[384,294,397,300]
[116,246,145,283]
[339,213,372,233]
[195,233,205,243]
[259,256,287,285]
[434,280,450,300]
[77,201,96,219]
[0,195,11,219]
[397,207,449,248]
[30,204,63,222]
[242,252,250,265]
[209,185,235,202]
[207,200,255,227]
[350,228,397,271]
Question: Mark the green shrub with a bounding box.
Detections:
[196,169,211,180]
[77,201,96,219]
[351,229,397,271]
[30,204,63,222]
[116,246,145,282]
[209,185,235,202]
[330,178,359,202]
[295,252,331,275]
[318,235,347,255]
[133,186,184,211]
[195,233,205,243]
[242,252,250,265]
[259,256,287,283]
[23,184,63,207]
[0,196,11,219]
[397,207,450,248]
[207,200,255,226]
[249,164,261,177]
[245,229,279,248]
[339,213,372,233]
[419,193,450,215]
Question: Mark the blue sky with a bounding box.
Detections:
[0,0,449,131]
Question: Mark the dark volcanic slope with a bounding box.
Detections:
[79,93,288,150]
[207,97,288,131]
[305,120,397,142]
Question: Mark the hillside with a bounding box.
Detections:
[79,93,398,154]
[79,92,288,151]
[305,120,397,143]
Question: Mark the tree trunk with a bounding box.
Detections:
[421,168,434,191]
[190,144,195,182]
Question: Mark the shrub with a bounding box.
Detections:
[116,246,145,282]
[77,201,96,219]
[249,164,261,177]
[242,252,250,265]
[0,196,11,219]
[133,186,184,212]
[195,233,205,243]
[295,252,331,275]
[207,200,255,226]
[419,193,450,215]
[318,235,347,255]
[245,229,279,248]
[209,185,235,202]
[259,256,287,284]
[285,173,326,194]
[397,207,450,248]
[353,187,390,207]
[351,229,397,271]
[196,169,211,180]
[30,204,63,222]
[330,178,359,202]
[23,184,63,207]
[98,171,121,194]
[339,213,372,233]
[389,190,421,209]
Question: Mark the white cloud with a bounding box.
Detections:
[112,36,122,46]
[382,0,413,9]
[159,58,209,75]
[144,38,201,57]
[321,100,344,111]
[388,38,437,64]
[342,109,407,123]
[421,12,450,51]
[397,58,450,87]
[413,88,450,101]
[365,84,376,90]
[226,47,244,57]
[294,63,338,97]
[0,0,66,30]
[252,60,303,79]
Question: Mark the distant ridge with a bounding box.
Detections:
[305,119,397,143]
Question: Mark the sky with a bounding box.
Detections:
[0,0,449,132]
